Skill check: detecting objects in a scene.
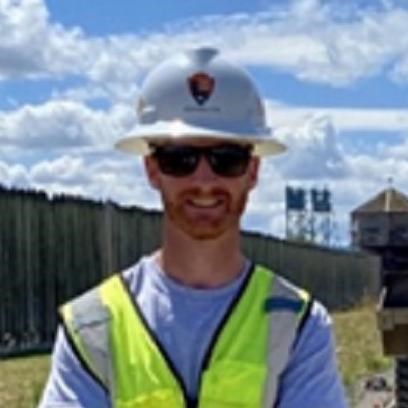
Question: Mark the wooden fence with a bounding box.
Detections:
[0,185,380,357]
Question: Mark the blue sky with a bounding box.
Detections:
[45,0,267,34]
[1,0,408,246]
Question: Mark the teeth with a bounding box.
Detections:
[190,198,219,207]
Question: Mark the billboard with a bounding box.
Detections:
[311,188,332,212]
[285,187,306,211]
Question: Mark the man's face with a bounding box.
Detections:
[144,139,259,240]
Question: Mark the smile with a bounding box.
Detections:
[188,197,223,208]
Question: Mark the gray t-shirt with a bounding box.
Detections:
[123,255,250,397]
[39,255,348,407]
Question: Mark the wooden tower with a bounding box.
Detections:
[351,187,408,276]
[352,187,408,405]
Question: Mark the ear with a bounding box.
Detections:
[247,157,260,190]
[144,155,161,190]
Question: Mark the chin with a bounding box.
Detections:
[180,219,237,241]
[165,201,242,240]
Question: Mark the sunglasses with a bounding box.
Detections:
[150,143,253,178]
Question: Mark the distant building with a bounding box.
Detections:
[351,187,408,274]
[352,188,408,369]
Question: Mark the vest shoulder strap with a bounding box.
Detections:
[259,265,312,407]
[60,276,118,393]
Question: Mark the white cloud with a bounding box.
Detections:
[2,151,158,208]
[0,160,29,187]
[181,1,408,86]
[273,115,349,179]
[266,102,408,134]
[0,0,91,79]
[0,100,135,148]
[31,155,88,185]
[2,0,408,90]
[349,154,408,188]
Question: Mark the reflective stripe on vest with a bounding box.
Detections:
[60,264,310,407]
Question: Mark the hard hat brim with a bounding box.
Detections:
[115,122,287,157]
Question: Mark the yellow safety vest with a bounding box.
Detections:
[61,264,310,407]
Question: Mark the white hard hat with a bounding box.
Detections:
[115,47,286,157]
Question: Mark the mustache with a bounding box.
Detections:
[180,187,230,199]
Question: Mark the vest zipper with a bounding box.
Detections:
[194,265,255,403]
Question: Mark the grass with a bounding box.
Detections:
[0,302,392,407]
[0,355,50,408]
[333,301,393,400]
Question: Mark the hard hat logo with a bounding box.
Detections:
[188,72,215,106]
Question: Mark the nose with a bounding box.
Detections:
[190,155,217,182]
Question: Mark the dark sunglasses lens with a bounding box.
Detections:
[209,145,251,177]
[153,146,199,176]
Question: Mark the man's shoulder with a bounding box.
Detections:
[60,256,150,321]
[254,263,305,288]
[253,263,332,330]
[254,264,312,302]
[305,299,332,328]
[121,255,151,283]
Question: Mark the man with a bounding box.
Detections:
[40,47,348,407]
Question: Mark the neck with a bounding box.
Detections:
[154,221,245,289]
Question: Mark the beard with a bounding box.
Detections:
[162,186,249,240]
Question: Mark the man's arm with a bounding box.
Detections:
[38,326,110,408]
[275,300,349,408]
